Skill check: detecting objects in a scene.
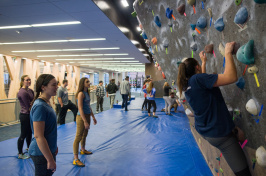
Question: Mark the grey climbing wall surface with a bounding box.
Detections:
[134,0,266,175]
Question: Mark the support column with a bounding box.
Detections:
[98,71,104,83]
[89,73,94,85]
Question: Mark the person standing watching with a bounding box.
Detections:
[17,75,34,159]
[106,79,118,108]
[57,80,78,125]
[29,74,58,176]
[120,76,130,111]
[96,80,104,113]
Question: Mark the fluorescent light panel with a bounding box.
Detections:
[0,38,106,45]
[12,48,121,52]
[131,40,139,45]
[0,21,81,29]
[55,58,135,60]
[138,48,145,52]
[121,0,129,7]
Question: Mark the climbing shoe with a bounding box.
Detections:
[18,153,30,159]
[73,159,85,167]
[80,150,93,155]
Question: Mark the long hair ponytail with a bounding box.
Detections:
[177,58,199,97]
[19,75,29,89]
[31,74,55,109]
[75,78,89,104]
[146,82,154,94]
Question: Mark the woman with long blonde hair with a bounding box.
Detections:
[143,81,157,117]
[162,82,172,115]
[73,78,97,167]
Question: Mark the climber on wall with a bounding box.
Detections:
[177,42,251,176]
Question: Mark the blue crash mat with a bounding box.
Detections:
[0,98,212,176]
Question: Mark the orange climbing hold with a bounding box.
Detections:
[193,5,196,14]
[195,28,201,34]
[151,37,157,45]
[172,14,176,20]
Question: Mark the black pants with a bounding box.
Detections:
[96,97,104,111]
[58,100,78,125]
[203,133,251,176]
[148,100,156,113]
[122,94,128,111]
[17,113,32,154]
[31,154,56,176]
[142,97,148,109]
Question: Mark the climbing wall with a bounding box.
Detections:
[133,0,266,175]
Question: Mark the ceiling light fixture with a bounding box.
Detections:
[138,48,145,52]
[121,0,129,7]
[0,38,106,45]
[0,21,81,29]
[118,26,129,33]
[12,47,120,52]
[95,1,111,10]
[131,40,139,45]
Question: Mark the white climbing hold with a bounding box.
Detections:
[256,146,266,167]
[246,99,258,115]
[248,66,258,74]
[219,43,225,57]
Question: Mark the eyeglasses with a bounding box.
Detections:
[86,81,90,83]
[25,79,31,81]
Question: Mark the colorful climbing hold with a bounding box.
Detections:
[190,43,197,51]
[139,24,143,30]
[236,40,254,65]
[151,37,157,45]
[131,11,137,17]
[204,44,214,54]
[190,24,196,30]
[246,99,258,115]
[162,72,166,79]
[187,0,196,6]
[259,104,263,116]
[166,8,173,19]
[141,31,148,39]
[168,22,173,32]
[158,66,162,71]
[163,43,169,54]
[248,66,258,74]
[219,43,225,57]
[235,0,243,6]
[256,146,266,167]
[177,4,186,15]
[236,77,245,90]
[197,16,207,29]
[214,17,225,32]
[234,7,248,25]
[254,0,266,4]
[207,8,212,17]
[154,16,161,27]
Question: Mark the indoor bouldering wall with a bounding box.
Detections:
[133,0,266,175]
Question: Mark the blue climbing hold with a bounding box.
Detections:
[236,77,245,90]
[237,40,254,65]
[254,0,266,4]
[166,8,173,19]
[190,24,196,30]
[214,17,225,32]
[196,16,207,29]
[234,7,248,25]
[141,31,148,39]
[154,16,161,27]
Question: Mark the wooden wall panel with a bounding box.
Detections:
[3,56,21,98]
[58,64,66,85]
[52,63,59,83]
[66,65,73,92]
[0,55,7,99]
[73,66,80,92]
[43,62,51,74]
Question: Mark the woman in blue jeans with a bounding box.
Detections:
[29,74,58,176]
[177,42,251,176]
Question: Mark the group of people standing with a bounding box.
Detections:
[15,41,251,176]
[16,75,123,175]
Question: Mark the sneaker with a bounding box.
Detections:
[80,150,93,155]
[96,111,99,114]
[18,153,30,159]
[73,159,85,167]
[25,148,29,153]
